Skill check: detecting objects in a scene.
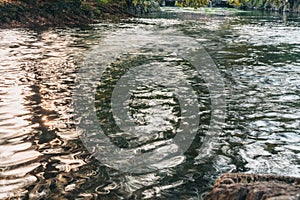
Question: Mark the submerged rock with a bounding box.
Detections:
[204,173,300,200]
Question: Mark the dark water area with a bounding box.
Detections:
[0,9,299,199]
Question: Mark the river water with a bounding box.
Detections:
[0,9,299,199]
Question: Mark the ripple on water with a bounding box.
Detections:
[0,11,299,199]
[0,27,103,199]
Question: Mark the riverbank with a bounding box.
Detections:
[160,6,248,15]
[0,1,130,28]
[246,0,300,13]
[1,0,299,29]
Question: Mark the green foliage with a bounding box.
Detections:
[176,0,210,8]
[176,0,250,8]
[131,0,158,7]
[228,0,249,6]
[125,0,160,13]
[95,0,110,4]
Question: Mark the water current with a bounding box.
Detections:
[0,8,299,199]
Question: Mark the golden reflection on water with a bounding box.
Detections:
[0,29,88,199]
[0,64,40,198]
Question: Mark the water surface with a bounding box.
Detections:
[0,10,299,199]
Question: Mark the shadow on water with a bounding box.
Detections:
[0,8,299,199]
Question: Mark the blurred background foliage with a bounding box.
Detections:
[1,0,299,11]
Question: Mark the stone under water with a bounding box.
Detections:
[204,173,300,200]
